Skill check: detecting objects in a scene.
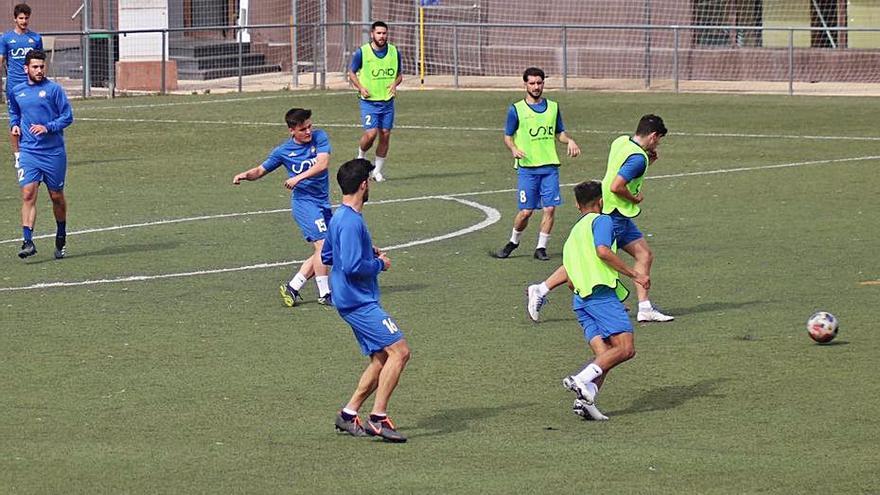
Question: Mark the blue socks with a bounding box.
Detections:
[56,221,66,237]
[23,226,33,242]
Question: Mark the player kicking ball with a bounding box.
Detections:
[558,180,649,421]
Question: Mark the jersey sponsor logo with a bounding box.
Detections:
[9,46,34,58]
[371,67,396,78]
[291,158,315,174]
[528,125,555,137]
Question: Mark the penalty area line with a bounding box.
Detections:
[0,197,500,292]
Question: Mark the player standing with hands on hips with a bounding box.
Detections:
[494,67,580,261]
[9,49,72,259]
[348,21,402,182]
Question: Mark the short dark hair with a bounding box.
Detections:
[24,49,45,65]
[371,21,388,31]
[285,108,311,128]
[14,3,31,17]
[635,114,667,137]
[522,67,545,82]
[574,180,603,207]
[337,158,374,195]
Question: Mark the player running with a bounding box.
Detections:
[348,21,402,182]
[233,108,333,306]
[558,180,649,421]
[323,158,411,443]
[527,114,673,322]
[9,50,72,259]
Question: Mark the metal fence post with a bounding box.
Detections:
[788,29,794,96]
[291,0,298,88]
[673,27,679,93]
[161,30,166,95]
[108,31,115,98]
[320,0,327,90]
[83,0,91,97]
[562,26,568,90]
[238,26,244,92]
[453,23,459,89]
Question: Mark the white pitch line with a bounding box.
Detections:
[74,91,351,111]
[40,114,880,141]
[0,196,500,292]
[3,153,876,246]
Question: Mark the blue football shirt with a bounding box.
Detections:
[2,30,42,88]
[321,204,385,312]
[261,128,331,203]
[8,78,73,151]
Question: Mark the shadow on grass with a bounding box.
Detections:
[409,402,536,439]
[68,157,141,167]
[609,377,729,416]
[22,241,181,264]
[382,283,430,295]
[662,299,768,316]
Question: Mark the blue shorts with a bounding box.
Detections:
[359,99,395,130]
[18,148,67,191]
[340,303,405,356]
[517,166,561,210]
[292,199,332,243]
[611,214,644,247]
[574,294,633,342]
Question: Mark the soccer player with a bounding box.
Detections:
[559,180,649,421]
[232,108,333,306]
[323,158,411,443]
[347,21,402,182]
[527,114,673,322]
[9,50,72,259]
[494,67,580,261]
[2,3,43,168]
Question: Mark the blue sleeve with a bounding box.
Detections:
[504,105,518,136]
[350,48,362,73]
[556,109,566,134]
[320,232,333,266]
[592,215,615,248]
[337,221,383,277]
[8,87,20,128]
[618,154,647,182]
[45,85,73,133]
[35,34,43,51]
[315,130,331,154]
[260,147,283,173]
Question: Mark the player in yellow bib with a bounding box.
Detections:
[527,115,673,323]
[559,180,649,421]
[493,67,580,261]
[347,21,402,182]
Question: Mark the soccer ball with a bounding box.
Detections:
[807,311,839,343]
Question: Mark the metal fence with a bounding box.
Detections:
[32,22,880,98]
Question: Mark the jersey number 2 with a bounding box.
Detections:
[364,114,372,126]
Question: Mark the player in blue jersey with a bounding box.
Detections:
[9,50,73,259]
[233,108,333,306]
[493,67,580,261]
[322,158,411,443]
[2,3,43,168]
[347,21,402,182]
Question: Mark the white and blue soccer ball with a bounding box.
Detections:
[807,311,839,344]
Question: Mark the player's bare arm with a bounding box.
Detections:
[596,245,650,289]
[284,152,329,190]
[11,125,20,136]
[503,135,525,159]
[610,175,643,204]
[557,131,581,157]
[388,74,403,98]
[232,165,268,184]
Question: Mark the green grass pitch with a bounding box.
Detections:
[1,89,878,493]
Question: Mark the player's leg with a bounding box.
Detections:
[622,237,673,322]
[311,238,332,305]
[282,201,325,306]
[336,350,386,437]
[367,339,410,442]
[371,103,394,181]
[526,265,568,322]
[494,172,539,258]
[47,189,67,259]
[534,168,561,260]
[18,181,39,258]
[358,100,379,158]
[44,153,68,259]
